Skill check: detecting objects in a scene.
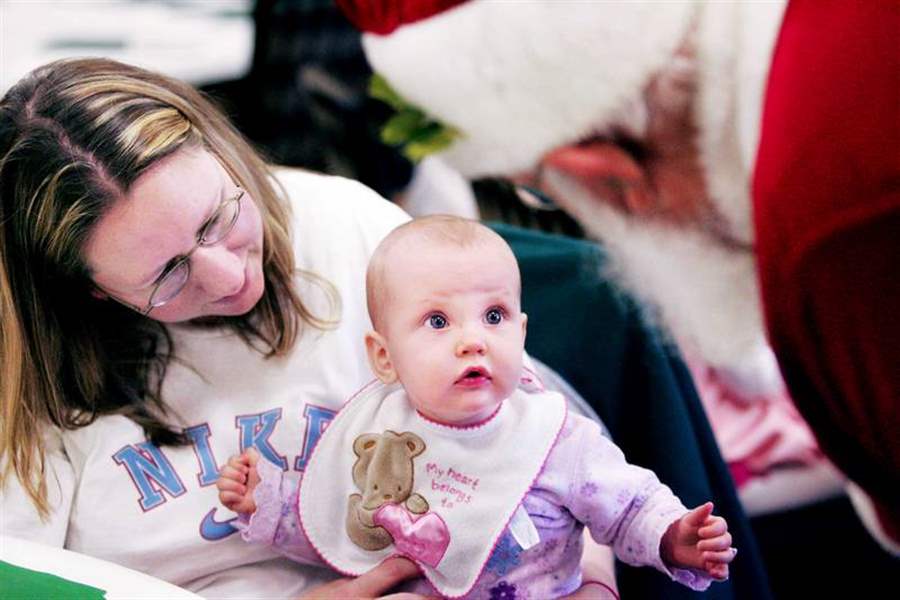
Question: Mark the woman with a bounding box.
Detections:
[0,57,420,598]
[0,59,615,598]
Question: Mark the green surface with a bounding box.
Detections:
[0,560,105,599]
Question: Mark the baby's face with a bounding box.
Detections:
[379,240,526,425]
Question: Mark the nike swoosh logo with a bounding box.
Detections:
[199,507,239,540]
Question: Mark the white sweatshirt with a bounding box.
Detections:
[0,169,409,599]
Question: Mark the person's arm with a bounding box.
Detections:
[570,533,619,600]
[297,557,427,600]
[222,452,432,598]
[0,426,75,546]
[564,416,719,591]
[526,359,619,598]
[225,450,322,566]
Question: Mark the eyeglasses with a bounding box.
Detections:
[106,187,245,316]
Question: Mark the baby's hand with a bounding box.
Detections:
[216,448,261,516]
[661,502,736,581]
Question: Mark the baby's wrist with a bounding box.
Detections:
[659,518,681,567]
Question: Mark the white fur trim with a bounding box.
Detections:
[364,0,790,393]
[692,1,787,243]
[364,0,696,176]
[542,168,778,394]
[846,481,900,556]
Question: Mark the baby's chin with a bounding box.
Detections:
[451,403,506,427]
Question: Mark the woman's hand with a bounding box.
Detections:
[298,557,429,599]
[566,530,619,599]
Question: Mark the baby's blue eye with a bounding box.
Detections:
[428,314,448,329]
[484,308,504,325]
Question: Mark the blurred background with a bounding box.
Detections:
[2,0,895,596]
[2,0,575,231]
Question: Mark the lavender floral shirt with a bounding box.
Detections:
[239,413,713,598]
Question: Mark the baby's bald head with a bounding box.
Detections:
[366,215,520,333]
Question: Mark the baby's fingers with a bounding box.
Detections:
[698,516,727,538]
[697,532,732,552]
[216,475,247,496]
[219,464,247,485]
[227,454,251,473]
[683,502,714,528]
[702,547,738,564]
[705,561,729,581]
[218,490,245,511]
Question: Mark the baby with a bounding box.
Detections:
[217,215,736,597]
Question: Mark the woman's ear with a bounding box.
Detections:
[365,330,398,384]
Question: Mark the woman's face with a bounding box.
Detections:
[84,147,266,322]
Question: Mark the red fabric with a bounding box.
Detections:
[753,0,900,544]
[336,0,470,35]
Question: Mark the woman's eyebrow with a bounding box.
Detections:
[135,265,167,289]
[134,174,226,288]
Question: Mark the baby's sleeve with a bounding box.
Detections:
[561,416,713,590]
[236,458,322,565]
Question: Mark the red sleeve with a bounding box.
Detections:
[753,0,900,544]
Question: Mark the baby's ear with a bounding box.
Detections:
[521,312,528,341]
[365,330,398,384]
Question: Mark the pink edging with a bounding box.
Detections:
[296,379,383,577]
[415,402,503,430]
[440,396,568,598]
[298,379,568,598]
[520,365,546,392]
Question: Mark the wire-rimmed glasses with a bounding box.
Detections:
[103,187,245,316]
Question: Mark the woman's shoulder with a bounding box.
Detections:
[271,168,409,267]
[272,167,407,225]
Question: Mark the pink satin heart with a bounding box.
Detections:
[373,503,450,568]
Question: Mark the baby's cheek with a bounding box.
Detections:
[496,372,521,400]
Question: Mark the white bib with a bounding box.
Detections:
[298,380,567,597]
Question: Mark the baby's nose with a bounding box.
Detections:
[455,335,486,357]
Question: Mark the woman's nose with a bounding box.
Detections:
[191,245,244,297]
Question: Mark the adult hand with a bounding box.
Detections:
[565,530,619,599]
[566,581,619,600]
[298,557,430,599]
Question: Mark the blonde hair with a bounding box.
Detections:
[0,58,335,517]
[365,214,519,331]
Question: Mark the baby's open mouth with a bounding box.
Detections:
[456,367,490,384]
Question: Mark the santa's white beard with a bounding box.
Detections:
[541,168,782,398]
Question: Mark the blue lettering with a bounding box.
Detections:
[236,408,287,470]
[294,405,336,471]
[185,424,220,487]
[113,442,186,511]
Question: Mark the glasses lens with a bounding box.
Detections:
[149,260,190,308]
[201,191,242,244]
